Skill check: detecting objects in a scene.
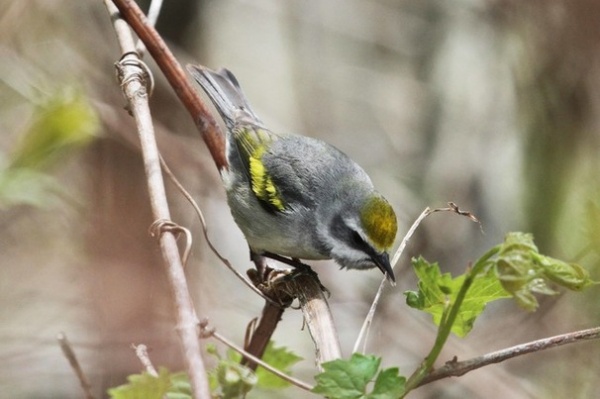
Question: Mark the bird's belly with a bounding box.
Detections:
[242,223,329,260]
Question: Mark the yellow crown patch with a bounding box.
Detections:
[360,195,397,251]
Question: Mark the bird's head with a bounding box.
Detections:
[320,192,398,282]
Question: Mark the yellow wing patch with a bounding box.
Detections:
[360,195,397,251]
[236,127,286,212]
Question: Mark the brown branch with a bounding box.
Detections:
[57,333,95,399]
[110,0,227,170]
[418,326,600,386]
[242,302,286,370]
[103,1,210,397]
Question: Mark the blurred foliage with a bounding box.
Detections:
[0,87,97,209]
[9,88,98,169]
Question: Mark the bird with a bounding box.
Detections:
[187,65,398,283]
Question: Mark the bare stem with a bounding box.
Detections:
[103,1,210,397]
[419,326,600,386]
[57,332,95,399]
[200,320,315,392]
[109,0,227,170]
[354,207,431,354]
[132,344,159,376]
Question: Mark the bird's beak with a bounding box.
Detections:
[372,252,396,284]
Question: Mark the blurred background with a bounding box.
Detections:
[1,0,600,398]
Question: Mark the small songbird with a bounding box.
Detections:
[188,65,398,282]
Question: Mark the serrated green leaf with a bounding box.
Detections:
[108,368,179,399]
[367,367,406,399]
[405,257,510,337]
[312,353,381,399]
[256,341,303,389]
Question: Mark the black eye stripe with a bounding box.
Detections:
[352,231,366,247]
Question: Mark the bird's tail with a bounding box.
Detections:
[187,64,263,128]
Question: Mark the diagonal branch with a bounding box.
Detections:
[418,326,600,386]
[110,0,227,170]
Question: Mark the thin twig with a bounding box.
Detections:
[418,326,600,386]
[110,0,227,170]
[132,344,159,376]
[353,207,431,354]
[199,319,315,392]
[159,156,280,305]
[135,0,163,55]
[57,333,95,399]
[103,1,210,397]
[354,203,482,354]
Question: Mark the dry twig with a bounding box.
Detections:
[57,332,95,399]
[419,326,600,386]
[199,319,314,392]
[102,1,210,396]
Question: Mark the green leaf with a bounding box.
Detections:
[0,88,98,209]
[10,88,97,170]
[405,257,510,337]
[165,372,192,399]
[312,353,381,399]
[256,341,303,389]
[108,368,190,399]
[207,346,257,399]
[0,168,60,209]
[494,232,595,310]
[367,367,406,399]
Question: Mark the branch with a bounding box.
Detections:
[57,332,95,399]
[132,344,159,376]
[103,1,210,397]
[109,0,227,170]
[418,326,600,386]
[243,267,341,370]
[354,207,431,354]
[200,319,314,392]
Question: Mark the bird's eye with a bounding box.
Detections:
[351,231,366,248]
